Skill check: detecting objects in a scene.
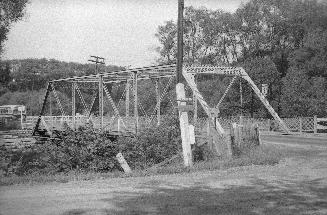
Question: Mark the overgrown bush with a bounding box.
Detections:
[0,148,44,176]
[35,123,122,173]
[117,114,182,169]
[1,115,182,176]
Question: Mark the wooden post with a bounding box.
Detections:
[299,117,303,134]
[176,83,193,167]
[193,93,197,124]
[99,75,104,131]
[126,80,130,117]
[176,0,184,83]
[118,118,120,132]
[239,115,244,126]
[116,153,131,173]
[72,82,76,130]
[238,123,242,148]
[314,115,317,134]
[230,123,237,155]
[207,119,212,150]
[255,123,261,145]
[133,72,138,134]
[155,78,161,126]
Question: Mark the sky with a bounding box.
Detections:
[3,0,245,67]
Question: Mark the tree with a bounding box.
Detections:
[155,21,177,64]
[0,62,11,85]
[0,62,11,96]
[281,29,327,117]
[0,0,29,56]
[155,0,327,117]
[239,57,280,118]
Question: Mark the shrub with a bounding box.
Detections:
[117,114,182,169]
[1,114,182,176]
[35,124,122,173]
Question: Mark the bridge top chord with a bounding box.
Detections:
[51,64,247,83]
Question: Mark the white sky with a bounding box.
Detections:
[3,0,245,67]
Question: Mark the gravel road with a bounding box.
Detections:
[1,136,327,215]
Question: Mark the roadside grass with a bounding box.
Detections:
[0,144,283,186]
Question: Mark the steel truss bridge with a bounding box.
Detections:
[32,64,290,138]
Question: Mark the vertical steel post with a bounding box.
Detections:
[191,75,197,124]
[155,78,161,126]
[99,75,104,131]
[33,82,52,136]
[49,92,52,116]
[176,0,184,83]
[72,82,76,130]
[133,72,138,134]
[240,80,243,116]
[126,80,130,117]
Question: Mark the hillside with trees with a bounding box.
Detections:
[0,59,124,115]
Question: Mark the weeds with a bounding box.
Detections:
[0,113,284,186]
[0,144,282,186]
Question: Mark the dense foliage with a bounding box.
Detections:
[0,0,29,56]
[0,115,181,176]
[155,0,327,117]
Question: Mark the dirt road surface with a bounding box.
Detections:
[1,136,327,215]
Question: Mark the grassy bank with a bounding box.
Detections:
[0,144,282,186]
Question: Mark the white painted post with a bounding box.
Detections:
[207,119,212,150]
[189,124,195,145]
[118,118,120,132]
[239,115,244,126]
[314,115,317,134]
[116,153,132,173]
[176,83,193,167]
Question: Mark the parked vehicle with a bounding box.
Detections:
[0,105,26,130]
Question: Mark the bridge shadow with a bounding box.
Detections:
[61,177,327,215]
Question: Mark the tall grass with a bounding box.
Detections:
[0,144,282,186]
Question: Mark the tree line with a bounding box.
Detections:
[0,59,124,115]
[155,0,327,117]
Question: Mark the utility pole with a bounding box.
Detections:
[88,55,105,74]
[88,55,105,131]
[176,0,184,83]
[176,0,193,167]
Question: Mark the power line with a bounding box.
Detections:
[88,55,105,74]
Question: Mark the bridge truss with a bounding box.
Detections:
[32,64,290,138]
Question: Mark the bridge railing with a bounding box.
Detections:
[24,115,324,134]
[193,116,321,134]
